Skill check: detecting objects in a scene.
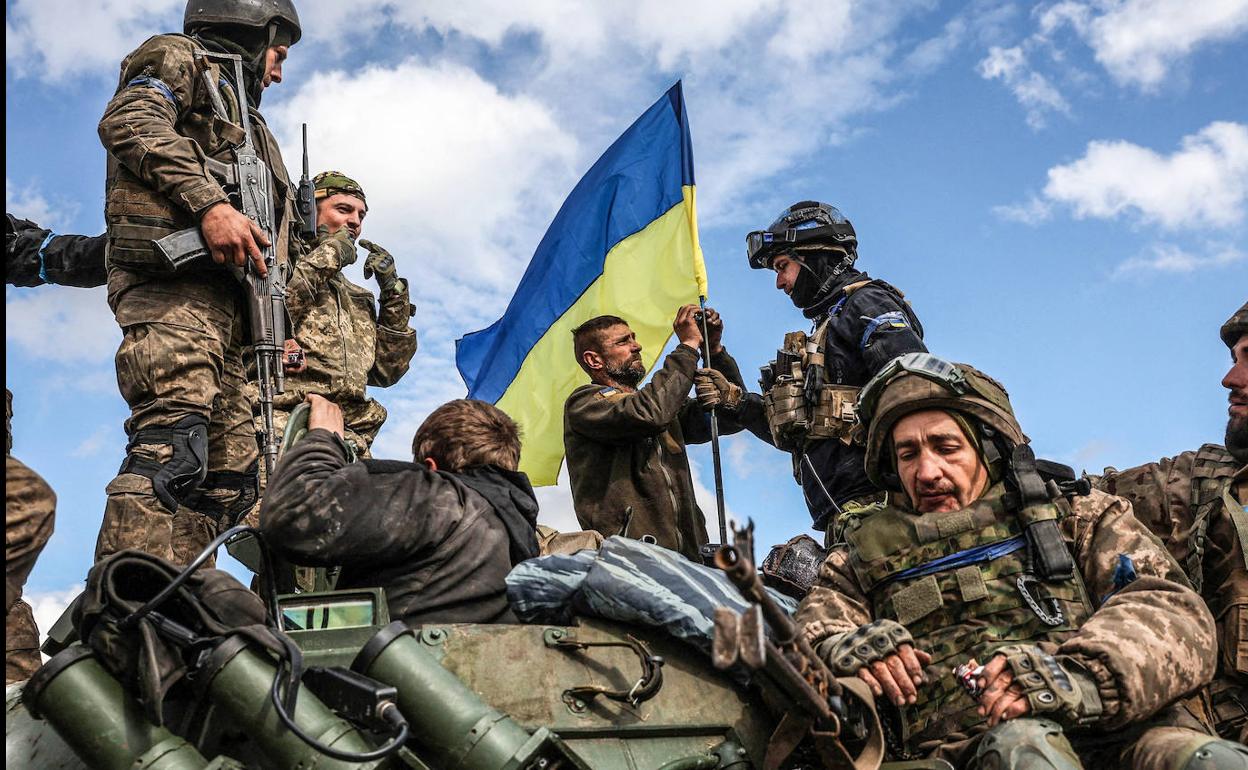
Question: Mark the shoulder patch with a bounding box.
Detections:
[858,311,911,349]
[597,386,619,397]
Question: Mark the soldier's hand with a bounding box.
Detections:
[694,368,742,412]
[359,239,399,295]
[316,223,357,268]
[856,644,931,708]
[702,306,724,354]
[283,338,306,374]
[306,394,345,438]
[200,202,269,277]
[673,304,704,351]
[975,654,1030,726]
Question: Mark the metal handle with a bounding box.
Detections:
[545,631,664,707]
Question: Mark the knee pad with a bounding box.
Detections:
[118,416,209,513]
[973,719,1082,770]
[1181,738,1248,770]
[182,461,259,527]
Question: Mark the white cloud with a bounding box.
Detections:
[1043,121,1248,229]
[26,583,84,655]
[1041,0,1248,90]
[992,195,1054,224]
[71,424,118,458]
[5,286,119,364]
[6,178,75,232]
[1113,242,1246,277]
[5,0,181,82]
[977,45,1071,129]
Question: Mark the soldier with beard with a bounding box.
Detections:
[563,305,750,561]
[1094,302,1248,742]
[700,201,927,545]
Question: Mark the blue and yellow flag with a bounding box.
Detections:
[455,82,707,485]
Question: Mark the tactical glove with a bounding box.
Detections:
[315,224,357,268]
[694,368,743,412]
[815,619,914,677]
[994,645,1103,726]
[360,239,400,296]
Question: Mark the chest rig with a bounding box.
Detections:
[759,282,874,452]
[843,471,1095,751]
[1188,444,1246,593]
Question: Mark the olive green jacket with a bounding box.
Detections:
[563,345,747,560]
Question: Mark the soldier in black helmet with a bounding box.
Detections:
[694,201,928,544]
[93,0,304,567]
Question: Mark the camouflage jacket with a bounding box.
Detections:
[563,345,749,561]
[260,429,535,625]
[280,234,417,445]
[6,215,107,288]
[797,486,1214,754]
[98,33,293,277]
[1094,448,1247,683]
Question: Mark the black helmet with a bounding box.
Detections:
[746,200,857,270]
[184,0,302,45]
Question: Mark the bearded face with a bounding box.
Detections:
[1225,333,1248,463]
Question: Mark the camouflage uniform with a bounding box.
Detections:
[797,355,1231,768]
[6,213,107,288]
[95,32,295,566]
[6,390,55,682]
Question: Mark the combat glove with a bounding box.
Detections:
[694,368,743,412]
[360,239,400,296]
[315,224,357,268]
[815,618,913,677]
[994,644,1103,726]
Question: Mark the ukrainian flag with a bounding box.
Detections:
[455,82,708,485]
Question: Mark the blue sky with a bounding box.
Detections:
[6,1,1247,623]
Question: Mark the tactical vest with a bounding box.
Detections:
[844,483,1095,753]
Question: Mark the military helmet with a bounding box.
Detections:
[746,200,857,270]
[1221,302,1248,349]
[184,0,302,45]
[858,353,1027,490]
[313,170,367,208]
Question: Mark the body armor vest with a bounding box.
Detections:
[844,483,1095,753]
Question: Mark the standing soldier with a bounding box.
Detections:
[706,201,926,545]
[797,353,1237,768]
[1094,302,1248,741]
[94,0,303,566]
[279,171,417,455]
[6,390,56,683]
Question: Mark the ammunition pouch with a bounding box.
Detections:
[119,416,209,514]
[815,618,913,677]
[1209,678,1247,740]
[181,460,260,526]
[764,379,808,450]
[995,645,1102,726]
[808,384,862,444]
[761,324,861,450]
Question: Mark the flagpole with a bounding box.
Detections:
[698,295,728,547]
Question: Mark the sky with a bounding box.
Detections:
[6,0,1248,633]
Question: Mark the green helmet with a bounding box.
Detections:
[184,0,302,46]
[858,353,1027,490]
[1221,302,1247,349]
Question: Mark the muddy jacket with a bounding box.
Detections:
[740,273,926,529]
[99,33,293,275]
[279,234,417,446]
[1094,447,1247,733]
[6,215,107,288]
[261,429,539,624]
[564,345,748,560]
[797,485,1214,757]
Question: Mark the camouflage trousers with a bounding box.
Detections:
[7,455,56,683]
[96,270,259,568]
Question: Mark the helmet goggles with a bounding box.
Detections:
[746,201,856,269]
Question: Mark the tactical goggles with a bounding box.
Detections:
[746,224,840,269]
[857,353,970,424]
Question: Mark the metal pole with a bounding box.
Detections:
[698,296,728,545]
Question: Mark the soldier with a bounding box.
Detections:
[706,201,926,545]
[796,353,1239,769]
[6,213,107,288]
[278,171,417,456]
[260,395,538,624]
[6,390,56,683]
[563,306,749,561]
[94,0,303,566]
[1094,302,1248,741]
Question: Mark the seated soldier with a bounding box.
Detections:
[260,394,540,624]
[797,353,1240,769]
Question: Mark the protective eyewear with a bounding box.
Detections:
[857,353,969,423]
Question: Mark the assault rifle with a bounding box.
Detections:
[152,51,288,476]
[712,521,883,770]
